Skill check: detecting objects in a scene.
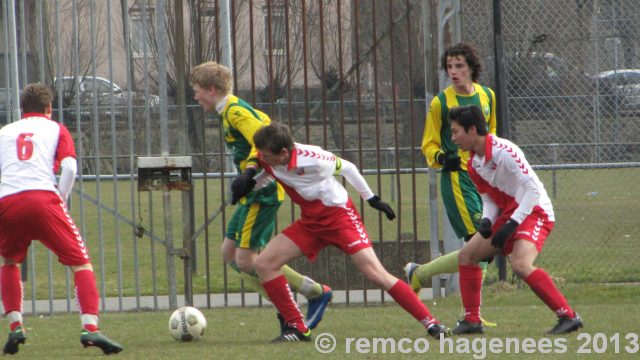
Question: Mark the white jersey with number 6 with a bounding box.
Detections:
[0,113,76,199]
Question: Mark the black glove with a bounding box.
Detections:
[367,195,396,220]
[231,168,257,205]
[478,218,493,239]
[491,219,519,248]
[437,150,461,172]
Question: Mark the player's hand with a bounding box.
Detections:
[478,218,493,239]
[231,168,257,205]
[437,150,461,171]
[367,195,396,220]
[491,219,519,248]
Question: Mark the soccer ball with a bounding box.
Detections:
[168,306,207,342]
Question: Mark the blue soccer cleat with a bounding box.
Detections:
[306,285,332,330]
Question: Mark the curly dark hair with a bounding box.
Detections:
[441,42,482,83]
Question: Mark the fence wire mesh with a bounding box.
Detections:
[461,0,639,285]
[0,0,638,314]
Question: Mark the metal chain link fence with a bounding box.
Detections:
[461,0,639,284]
[0,1,638,314]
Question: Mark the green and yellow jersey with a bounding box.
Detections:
[219,95,284,205]
[422,83,497,170]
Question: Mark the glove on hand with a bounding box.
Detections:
[491,219,519,248]
[367,195,396,220]
[437,150,461,172]
[231,168,257,205]
[478,218,493,239]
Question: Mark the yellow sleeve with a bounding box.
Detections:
[488,88,498,135]
[421,96,444,168]
[227,106,267,169]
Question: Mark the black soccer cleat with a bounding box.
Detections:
[3,325,26,355]
[270,325,311,343]
[80,329,123,355]
[546,313,583,334]
[426,323,451,339]
[452,320,485,335]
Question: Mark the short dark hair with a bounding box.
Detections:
[441,42,482,82]
[253,122,295,154]
[449,105,488,135]
[20,83,53,114]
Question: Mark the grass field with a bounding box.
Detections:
[21,167,640,301]
[9,283,640,359]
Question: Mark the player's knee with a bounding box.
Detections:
[235,256,254,273]
[510,258,533,278]
[253,256,275,278]
[458,247,476,265]
[221,243,235,264]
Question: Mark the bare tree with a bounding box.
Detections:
[38,1,107,109]
[256,0,306,104]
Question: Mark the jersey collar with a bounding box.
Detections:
[21,112,50,120]
[287,145,298,171]
[215,95,230,114]
[483,134,494,163]
[470,134,494,164]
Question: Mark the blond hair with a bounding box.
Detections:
[189,61,233,95]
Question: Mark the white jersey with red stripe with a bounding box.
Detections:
[260,143,374,218]
[0,113,76,199]
[467,134,554,223]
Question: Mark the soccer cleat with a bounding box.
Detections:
[306,285,333,330]
[426,323,451,339]
[80,329,123,355]
[3,325,26,355]
[452,320,484,335]
[270,325,311,343]
[277,313,286,335]
[403,262,422,295]
[546,313,583,334]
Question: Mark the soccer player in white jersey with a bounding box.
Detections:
[447,105,583,335]
[0,84,122,355]
[232,122,451,342]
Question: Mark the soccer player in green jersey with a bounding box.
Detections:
[189,62,332,331]
[405,43,497,327]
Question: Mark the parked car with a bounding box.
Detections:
[484,52,595,117]
[595,69,640,112]
[53,76,160,122]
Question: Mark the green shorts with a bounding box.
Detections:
[440,170,483,239]
[225,202,280,249]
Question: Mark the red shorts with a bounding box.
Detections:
[0,190,91,265]
[493,207,554,255]
[282,199,371,261]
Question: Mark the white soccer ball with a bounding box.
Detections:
[168,306,207,342]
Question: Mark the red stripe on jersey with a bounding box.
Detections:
[54,124,76,172]
[261,161,329,218]
[286,147,298,170]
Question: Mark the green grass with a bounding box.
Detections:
[22,167,640,300]
[9,284,640,359]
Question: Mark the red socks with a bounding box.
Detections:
[459,264,483,323]
[262,275,308,333]
[1,265,22,315]
[74,269,100,317]
[525,268,575,318]
[388,280,437,328]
